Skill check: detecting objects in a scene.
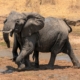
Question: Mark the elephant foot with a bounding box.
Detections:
[47,64,54,69]
[35,63,39,68]
[25,62,31,67]
[18,63,26,71]
[73,63,80,68]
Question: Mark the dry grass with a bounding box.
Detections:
[0,0,80,19]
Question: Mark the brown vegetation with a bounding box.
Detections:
[0,0,80,19]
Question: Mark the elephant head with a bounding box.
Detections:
[2,11,45,48]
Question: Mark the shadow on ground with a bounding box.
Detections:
[0,64,71,74]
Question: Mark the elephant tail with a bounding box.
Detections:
[63,19,72,33]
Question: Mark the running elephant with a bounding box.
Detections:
[2,11,80,70]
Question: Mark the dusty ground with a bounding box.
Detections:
[0,0,80,80]
[0,57,80,80]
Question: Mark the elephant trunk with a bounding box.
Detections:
[3,24,11,48]
[2,21,15,48]
[3,32,10,48]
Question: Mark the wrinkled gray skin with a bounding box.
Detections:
[3,11,45,69]
[29,17,80,69]
[15,17,80,69]
[3,11,80,70]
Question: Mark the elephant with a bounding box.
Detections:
[16,17,80,68]
[3,18,27,66]
[2,11,45,69]
[31,18,80,68]
[2,11,80,70]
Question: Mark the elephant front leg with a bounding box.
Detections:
[16,40,35,70]
[12,38,19,62]
[16,50,33,70]
[67,41,80,68]
[12,34,22,62]
[17,55,31,71]
[33,50,39,68]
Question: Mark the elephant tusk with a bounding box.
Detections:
[0,29,12,33]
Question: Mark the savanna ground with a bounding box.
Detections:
[0,0,80,80]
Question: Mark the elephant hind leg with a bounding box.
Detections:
[63,40,80,68]
[48,34,67,68]
[48,52,57,69]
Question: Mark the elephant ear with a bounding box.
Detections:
[22,13,45,36]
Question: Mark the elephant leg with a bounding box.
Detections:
[12,35,19,62]
[16,35,37,70]
[66,40,80,68]
[48,52,57,69]
[16,47,33,70]
[12,46,18,62]
[18,55,31,70]
[16,43,34,62]
[12,33,22,62]
[33,50,39,68]
[48,34,66,68]
[24,55,31,67]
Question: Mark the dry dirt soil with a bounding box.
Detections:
[0,0,80,80]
